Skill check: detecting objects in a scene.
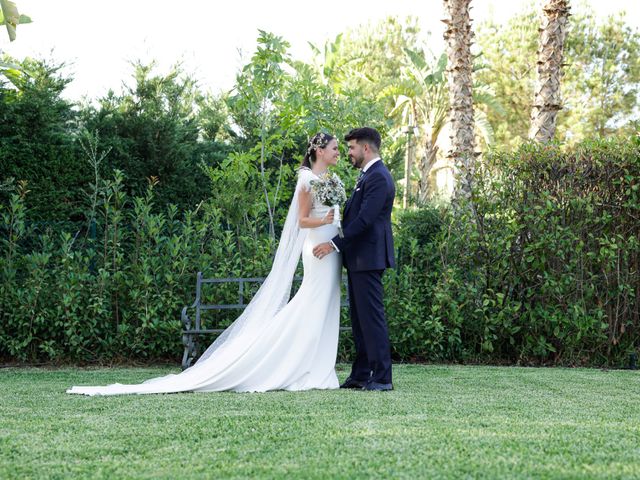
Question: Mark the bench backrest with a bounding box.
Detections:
[193,272,349,331]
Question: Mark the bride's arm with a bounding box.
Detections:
[298,190,334,228]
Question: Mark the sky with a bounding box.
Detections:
[3,0,640,101]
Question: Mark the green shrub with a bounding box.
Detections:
[385,206,445,361]
[0,173,277,363]
[2,137,638,367]
[0,58,86,221]
[431,139,640,365]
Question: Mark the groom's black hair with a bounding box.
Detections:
[344,127,381,151]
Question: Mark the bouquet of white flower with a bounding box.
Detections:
[310,172,347,237]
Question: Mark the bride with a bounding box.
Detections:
[67,133,342,395]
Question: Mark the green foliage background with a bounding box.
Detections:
[2,139,638,366]
[1,12,639,366]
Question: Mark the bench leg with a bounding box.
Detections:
[181,333,199,370]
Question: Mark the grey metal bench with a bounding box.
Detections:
[181,272,350,369]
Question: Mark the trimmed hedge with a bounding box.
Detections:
[430,139,640,365]
[1,139,638,366]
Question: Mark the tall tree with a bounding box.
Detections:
[317,17,422,101]
[230,31,292,239]
[382,47,501,203]
[559,11,640,140]
[443,0,476,202]
[0,58,83,220]
[79,61,227,212]
[529,0,571,142]
[476,8,537,149]
[477,5,639,148]
[310,17,438,187]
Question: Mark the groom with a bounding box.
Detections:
[313,127,395,391]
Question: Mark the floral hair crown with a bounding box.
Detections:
[306,132,331,157]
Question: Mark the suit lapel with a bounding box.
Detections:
[344,194,354,217]
[344,161,384,218]
[344,179,360,216]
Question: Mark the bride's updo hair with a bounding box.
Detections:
[301,132,335,169]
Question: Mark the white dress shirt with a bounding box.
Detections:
[362,157,381,173]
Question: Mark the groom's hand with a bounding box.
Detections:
[313,242,334,259]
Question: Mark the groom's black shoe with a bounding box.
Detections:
[364,381,393,391]
[340,377,367,389]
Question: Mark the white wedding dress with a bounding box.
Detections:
[67,168,341,395]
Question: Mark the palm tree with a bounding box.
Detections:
[381,50,448,203]
[529,0,571,142]
[308,34,360,95]
[382,47,500,203]
[443,0,476,203]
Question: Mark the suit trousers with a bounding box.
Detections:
[347,269,392,385]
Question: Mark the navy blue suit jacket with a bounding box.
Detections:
[332,161,395,272]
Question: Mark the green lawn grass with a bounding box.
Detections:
[1,364,639,479]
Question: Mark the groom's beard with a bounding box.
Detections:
[349,154,364,169]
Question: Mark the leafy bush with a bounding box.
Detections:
[2,140,638,366]
[431,139,640,365]
[384,206,445,361]
[0,173,277,363]
[0,58,86,221]
[79,61,234,213]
